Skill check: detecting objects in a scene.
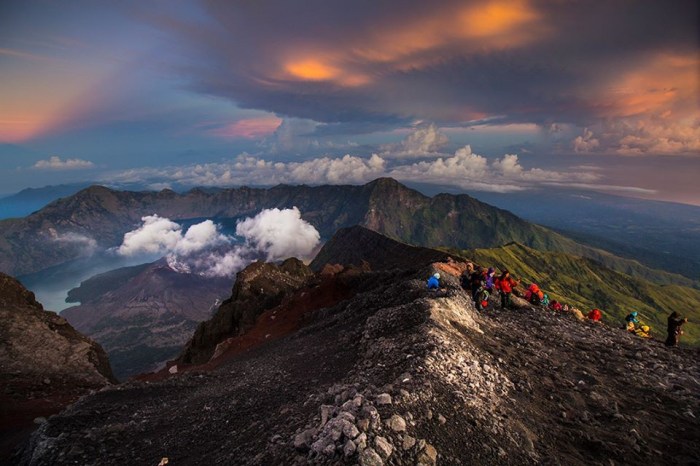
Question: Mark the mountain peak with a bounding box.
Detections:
[310,225,450,271]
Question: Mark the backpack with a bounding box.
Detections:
[475,287,490,310]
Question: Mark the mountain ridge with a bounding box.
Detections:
[0,179,693,292]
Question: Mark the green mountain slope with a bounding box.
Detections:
[462,242,700,346]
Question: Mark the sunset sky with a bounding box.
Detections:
[1,0,698,204]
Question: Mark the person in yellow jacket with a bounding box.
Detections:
[634,325,652,338]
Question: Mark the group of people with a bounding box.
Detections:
[428,263,691,347]
[457,265,519,311]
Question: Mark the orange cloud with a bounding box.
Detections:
[459,0,539,40]
[283,57,370,87]
[285,60,338,81]
[599,52,699,119]
[0,58,116,143]
[275,1,545,88]
[209,117,282,139]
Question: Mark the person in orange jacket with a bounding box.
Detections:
[495,270,518,310]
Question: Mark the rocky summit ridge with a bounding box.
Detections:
[15,228,700,465]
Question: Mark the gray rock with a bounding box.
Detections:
[311,437,334,456]
[417,443,438,465]
[359,447,384,466]
[376,393,392,405]
[386,414,407,432]
[402,435,416,450]
[342,420,360,439]
[344,439,357,457]
[375,436,394,460]
[356,433,368,450]
[438,414,447,425]
[293,428,316,451]
[357,418,370,432]
[320,405,334,427]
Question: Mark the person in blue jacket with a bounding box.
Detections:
[625,311,640,324]
[427,272,440,290]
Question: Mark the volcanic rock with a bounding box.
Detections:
[177,257,314,365]
[13,230,700,466]
[0,272,114,462]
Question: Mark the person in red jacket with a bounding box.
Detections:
[588,308,602,322]
[496,270,518,310]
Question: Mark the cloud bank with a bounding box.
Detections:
[115,208,320,277]
[33,156,95,170]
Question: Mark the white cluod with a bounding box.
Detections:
[115,208,319,277]
[236,207,320,261]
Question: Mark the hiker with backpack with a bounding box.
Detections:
[470,267,484,301]
[495,270,518,310]
[474,286,490,311]
[624,311,640,332]
[549,300,563,312]
[665,312,688,347]
[525,283,544,305]
[588,308,602,322]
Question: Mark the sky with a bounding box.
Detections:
[1,0,699,204]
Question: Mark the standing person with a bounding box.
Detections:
[460,263,474,291]
[665,312,688,347]
[470,267,484,301]
[496,270,518,310]
[484,267,496,293]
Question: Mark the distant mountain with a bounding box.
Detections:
[0,183,92,220]
[472,189,700,280]
[0,272,114,461]
[0,179,693,292]
[463,242,700,345]
[61,260,231,380]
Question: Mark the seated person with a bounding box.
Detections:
[427,272,440,290]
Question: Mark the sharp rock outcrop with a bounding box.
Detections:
[0,272,115,462]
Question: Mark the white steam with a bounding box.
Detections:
[115,208,320,277]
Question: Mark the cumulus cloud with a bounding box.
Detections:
[572,128,600,153]
[380,123,449,158]
[614,120,700,156]
[115,209,319,277]
[569,120,700,156]
[105,152,386,188]
[33,156,95,170]
[236,207,320,262]
[389,145,599,192]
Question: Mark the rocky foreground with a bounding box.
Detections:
[0,273,115,463]
[14,235,699,465]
